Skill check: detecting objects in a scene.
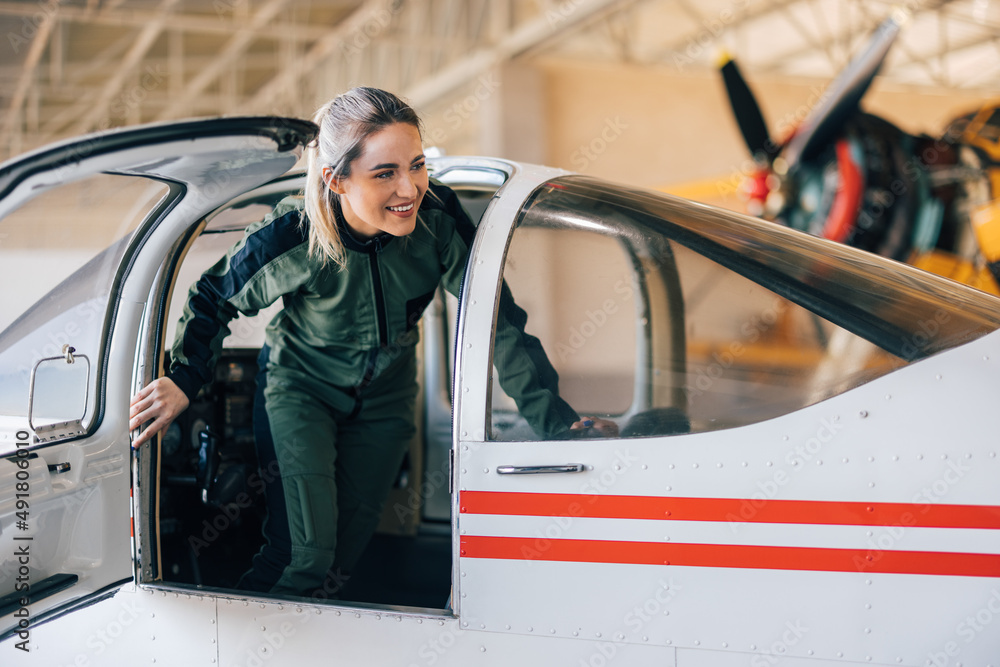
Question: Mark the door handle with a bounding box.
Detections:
[496,464,585,475]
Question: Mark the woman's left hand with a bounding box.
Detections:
[570,416,619,438]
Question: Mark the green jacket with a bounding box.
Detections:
[169,181,579,439]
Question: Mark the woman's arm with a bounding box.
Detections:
[429,181,584,439]
[167,205,312,402]
[131,200,313,446]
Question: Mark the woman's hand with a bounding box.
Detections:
[129,377,190,449]
[570,416,619,438]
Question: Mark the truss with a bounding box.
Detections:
[1,0,997,161]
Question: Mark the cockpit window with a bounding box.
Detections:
[0,174,168,440]
[490,176,1000,440]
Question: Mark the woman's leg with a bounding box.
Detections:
[331,413,413,575]
[238,355,342,598]
[239,349,418,598]
[330,352,417,576]
[235,357,290,593]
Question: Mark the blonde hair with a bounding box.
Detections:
[304,87,423,267]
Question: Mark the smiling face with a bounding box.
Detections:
[325,122,427,239]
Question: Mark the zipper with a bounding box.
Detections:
[368,246,389,348]
[356,242,389,393]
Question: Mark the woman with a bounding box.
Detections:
[129,87,613,599]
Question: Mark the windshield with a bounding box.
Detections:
[553,176,1000,359]
[489,176,1000,438]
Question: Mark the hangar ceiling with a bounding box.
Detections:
[1,0,998,161]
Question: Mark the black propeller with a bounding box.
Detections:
[719,10,907,171]
[719,55,775,162]
[783,10,907,169]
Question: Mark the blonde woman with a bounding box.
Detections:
[129,87,612,598]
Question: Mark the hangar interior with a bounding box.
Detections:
[1,0,997,194]
[3,0,998,336]
[1,0,999,609]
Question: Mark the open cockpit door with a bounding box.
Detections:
[0,118,315,644]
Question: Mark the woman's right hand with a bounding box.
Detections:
[129,377,190,449]
[569,416,619,438]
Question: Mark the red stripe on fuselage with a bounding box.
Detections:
[459,535,1000,577]
[459,491,1000,529]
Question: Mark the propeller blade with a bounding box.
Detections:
[784,9,907,169]
[720,54,774,161]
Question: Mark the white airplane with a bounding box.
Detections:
[1,117,999,667]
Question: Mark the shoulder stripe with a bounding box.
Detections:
[424,180,477,245]
[170,208,308,400]
[227,209,309,289]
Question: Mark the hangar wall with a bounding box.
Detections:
[420,58,993,212]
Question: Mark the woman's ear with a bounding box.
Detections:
[322,166,347,195]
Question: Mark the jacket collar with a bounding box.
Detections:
[333,196,395,254]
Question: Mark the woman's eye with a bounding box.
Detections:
[412,161,426,171]
[375,171,393,179]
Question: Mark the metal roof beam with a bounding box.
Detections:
[155,0,293,120]
[645,0,802,68]
[892,31,1000,89]
[33,33,133,141]
[242,0,399,113]
[0,1,335,40]
[0,4,59,158]
[404,0,635,108]
[68,0,180,134]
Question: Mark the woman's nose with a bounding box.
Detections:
[397,174,417,198]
